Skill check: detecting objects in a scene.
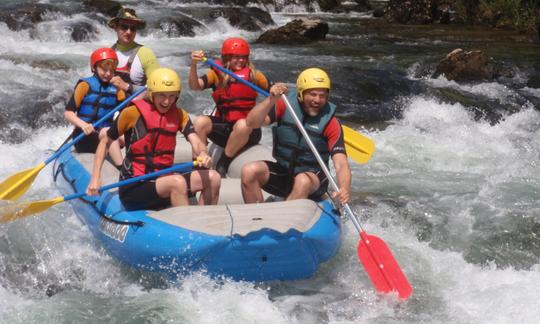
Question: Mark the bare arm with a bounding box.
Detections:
[186,132,212,168]
[332,153,351,204]
[189,50,205,90]
[86,133,113,196]
[246,83,288,128]
[64,111,95,135]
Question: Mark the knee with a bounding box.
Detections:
[233,119,252,133]
[294,173,313,190]
[208,170,221,188]
[241,163,257,182]
[194,116,211,132]
[98,128,108,139]
[171,175,188,195]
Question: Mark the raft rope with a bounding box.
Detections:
[53,160,144,227]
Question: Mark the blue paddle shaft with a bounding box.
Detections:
[204,59,270,97]
[45,87,147,165]
[64,161,195,202]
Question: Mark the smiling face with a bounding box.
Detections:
[152,92,179,113]
[224,55,249,71]
[94,59,117,83]
[114,19,138,45]
[301,88,329,117]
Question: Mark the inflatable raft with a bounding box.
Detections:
[52,141,342,281]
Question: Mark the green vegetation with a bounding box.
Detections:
[455,0,539,34]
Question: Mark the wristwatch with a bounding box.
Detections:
[127,83,134,93]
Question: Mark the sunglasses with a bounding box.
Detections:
[118,24,138,32]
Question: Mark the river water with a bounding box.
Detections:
[0,0,539,323]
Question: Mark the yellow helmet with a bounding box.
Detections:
[147,68,181,97]
[296,68,331,102]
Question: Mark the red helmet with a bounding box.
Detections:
[90,48,118,71]
[221,37,250,56]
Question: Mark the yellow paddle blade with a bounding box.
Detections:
[342,125,375,164]
[0,196,65,223]
[0,163,46,201]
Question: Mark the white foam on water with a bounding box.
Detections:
[422,76,524,105]
[520,86,540,98]
[167,274,290,323]
[0,1,539,323]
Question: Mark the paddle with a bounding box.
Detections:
[0,161,195,224]
[202,58,375,164]
[279,94,412,299]
[0,87,146,201]
[202,58,411,298]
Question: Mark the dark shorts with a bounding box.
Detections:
[118,173,192,211]
[262,161,329,201]
[207,116,261,148]
[74,131,100,153]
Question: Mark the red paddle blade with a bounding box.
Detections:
[358,232,413,299]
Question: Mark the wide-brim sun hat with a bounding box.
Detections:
[107,8,146,29]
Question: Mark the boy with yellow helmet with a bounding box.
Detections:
[87,68,221,210]
[241,68,351,204]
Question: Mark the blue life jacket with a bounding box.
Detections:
[272,92,336,174]
[77,75,119,128]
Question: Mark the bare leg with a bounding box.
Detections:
[108,141,123,166]
[99,128,123,166]
[241,161,270,203]
[287,172,320,200]
[188,169,221,205]
[156,174,189,206]
[223,119,253,158]
[193,115,213,145]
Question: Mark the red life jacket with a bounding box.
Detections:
[211,60,258,123]
[121,99,180,178]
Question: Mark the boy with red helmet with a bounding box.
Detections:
[189,37,269,177]
[64,47,126,167]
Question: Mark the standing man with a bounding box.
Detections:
[108,8,160,96]
[241,68,351,204]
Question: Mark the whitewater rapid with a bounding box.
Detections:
[0,0,539,323]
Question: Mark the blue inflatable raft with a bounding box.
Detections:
[52,146,342,281]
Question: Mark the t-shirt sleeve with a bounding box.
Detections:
[268,98,286,124]
[138,47,160,81]
[65,81,90,112]
[107,105,139,140]
[323,118,347,156]
[116,89,126,102]
[254,71,269,91]
[204,69,219,89]
[178,108,195,137]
